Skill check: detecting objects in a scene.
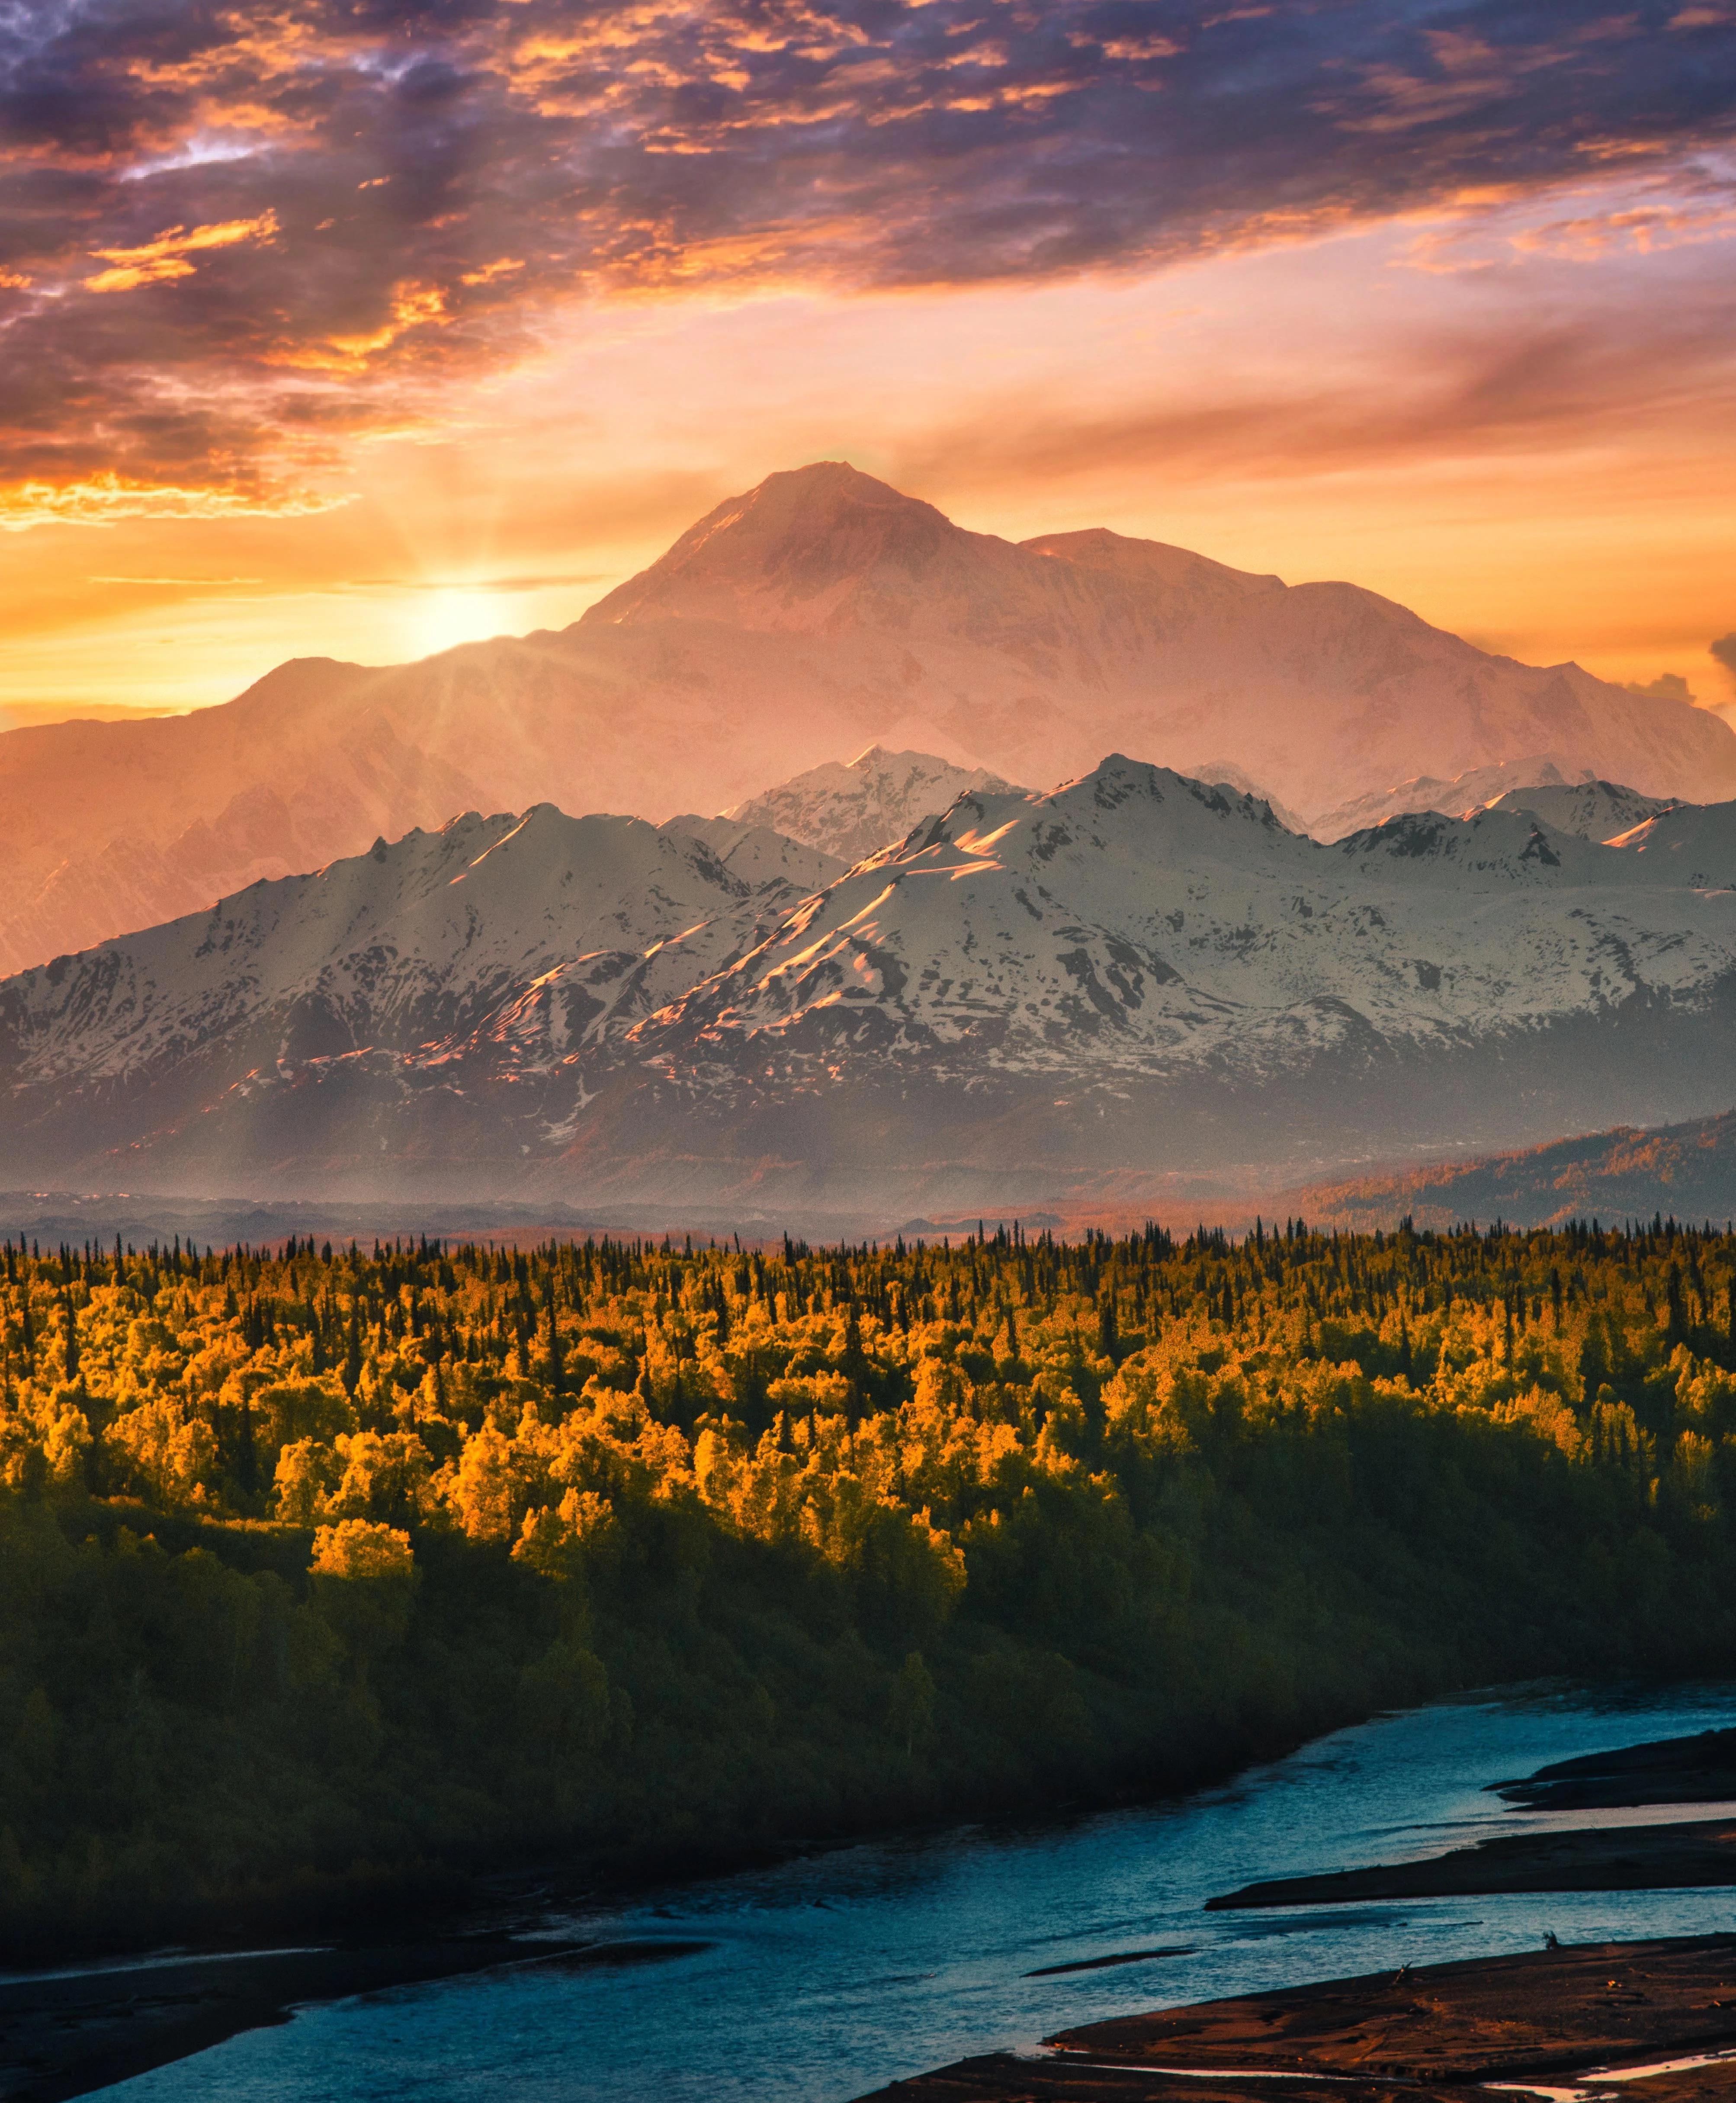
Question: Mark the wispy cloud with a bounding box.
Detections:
[83,212,279,292]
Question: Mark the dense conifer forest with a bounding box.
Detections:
[3,1215,1736,1957]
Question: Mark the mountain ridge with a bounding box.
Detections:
[1281,1107,1736,1233]
[721,745,1019,866]
[7,753,1736,1224]
[0,462,1730,978]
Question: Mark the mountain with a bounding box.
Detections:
[581,467,1735,819]
[1310,757,1587,839]
[1190,764,1309,837]
[1312,763,1688,846]
[1486,779,1683,840]
[1282,1108,1736,1233]
[1590,799,1736,884]
[630,760,1736,1095]
[3,463,1731,977]
[7,756,1736,1225]
[0,808,840,1189]
[719,746,1018,865]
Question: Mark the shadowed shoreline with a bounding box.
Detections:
[0,1934,714,2103]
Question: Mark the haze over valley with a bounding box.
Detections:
[7,716,1736,1231]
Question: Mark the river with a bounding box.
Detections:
[103,1681,1736,2101]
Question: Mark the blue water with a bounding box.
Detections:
[106,1683,1736,2100]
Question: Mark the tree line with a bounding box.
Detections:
[2,1213,1734,1956]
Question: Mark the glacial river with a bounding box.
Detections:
[106,1683,1736,2102]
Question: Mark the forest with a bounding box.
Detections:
[3,1213,1736,1957]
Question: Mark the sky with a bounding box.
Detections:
[2,0,1734,725]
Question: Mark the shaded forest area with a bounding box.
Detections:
[3,1215,1736,1958]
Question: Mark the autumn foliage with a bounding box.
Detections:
[1,1215,1734,1955]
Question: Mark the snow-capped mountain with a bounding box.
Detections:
[0,809,838,1133]
[1314,763,1685,846]
[637,758,1736,1087]
[3,463,1731,978]
[1596,798,1736,885]
[5,757,1736,1216]
[1484,779,1682,840]
[1309,757,1592,840]
[720,746,1018,866]
[582,468,1734,823]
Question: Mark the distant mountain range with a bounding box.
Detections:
[5,755,1736,1226]
[1310,759,1682,843]
[2,462,1731,978]
[1283,1107,1736,1233]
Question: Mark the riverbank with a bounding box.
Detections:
[1206,1723,1736,1910]
[35,1688,1736,2103]
[860,1933,1736,2100]
[1492,1729,1736,1812]
[0,1932,730,2103]
[1207,1814,1736,1909]
[18,1709,1736,2103]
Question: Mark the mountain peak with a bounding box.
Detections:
[581,461,962,633]
[725,745,1021,865]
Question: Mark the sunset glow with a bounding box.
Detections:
[2,1,1733,723]
[13,3,1736,2033]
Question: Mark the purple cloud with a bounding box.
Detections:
[0,0,1732,508]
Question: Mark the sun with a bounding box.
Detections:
[411,587,510,659]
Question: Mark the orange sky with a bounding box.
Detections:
[2,1,1734,730]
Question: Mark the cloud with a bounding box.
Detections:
[883,277,1736,500]
[0,474,350,532]
[1713,632,1736,677]
[0,0,1733,513]
[83,212,279,293]
[1624,672,1697,701]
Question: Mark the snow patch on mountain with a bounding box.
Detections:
[722,746,1019,866]
[635,756,1736,1087]
[1310,756,1597,840]
[0,808,829,1090]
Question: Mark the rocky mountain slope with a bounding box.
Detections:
[6,757,1736,1221]
[633,760,1736,1090]
[0,810,840,1177]
[1486,779,1683,840]
[1589,798,1736,884]
[3,463,1730,978]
